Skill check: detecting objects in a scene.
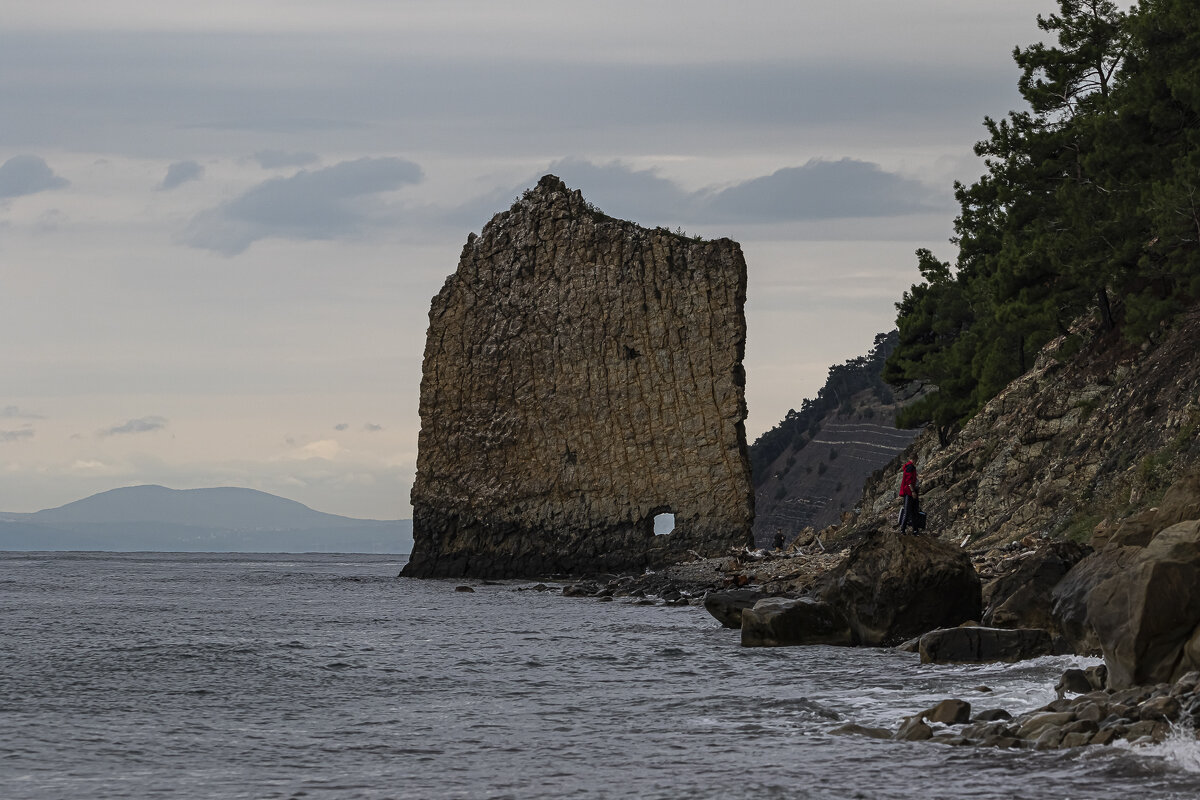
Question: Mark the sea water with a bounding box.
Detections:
[3,551,1200,800]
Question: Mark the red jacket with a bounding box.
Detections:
[899,461,918,497]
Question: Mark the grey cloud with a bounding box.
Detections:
[181,156,423,255]
[460,158,948,230]
[254,150,319,169]
[0,155,68,198]
[2,405,44,419]
[159,160,204,190]
[101,416,168,437]
[1,426,35,443]
[334,423,349,431]
[364,423,383,432]
[699,159,947,222]
[1,33,1020,159]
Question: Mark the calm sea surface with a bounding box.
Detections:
[3,552,1200,799]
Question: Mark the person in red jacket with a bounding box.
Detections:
[897,460,920,534]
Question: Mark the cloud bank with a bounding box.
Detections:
[181,156,423,255]
[0,155,69,198]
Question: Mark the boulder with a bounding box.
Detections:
[740,597,853,648]
[925,699,972,725]
[703,589,768,629]
[981,541,1091,641]
[1088,520,1200,689]
[812,530,981,646]
[918,626,1054,664]
[1050,545,1141,655]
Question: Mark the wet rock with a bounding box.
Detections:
[454,585,475,593]
[918,626,1054,664]
[830,723,893,740]
[1125,719,1169,744]
[1056,668,1095,697]
[811,530,981,646]
[1060,731,1093,748]
[1137,695,1181,722]
[1090,728,1120,745]
[702,589,768,629]
[740,597,853,648]
[972,709,1013,723]
[1034,726,1065,750]
[1017,711,1075,740]
[1089,520,1200,689]
[925,699,971,725]
[895,715,934,741]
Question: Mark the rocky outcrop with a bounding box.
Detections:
[811,531,982,646]
[1089,520,1200,689]
[1050,546,1141,655]
[740,531,980,647]
[404,176,754,578]
[981,541,1091,642]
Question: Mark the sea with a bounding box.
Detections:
[4,552,1200,800]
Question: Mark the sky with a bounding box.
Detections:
[1,1,1051,519]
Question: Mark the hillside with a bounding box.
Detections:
[0,485,413,553]
[839,306,1200,551]
[749,332,921,546]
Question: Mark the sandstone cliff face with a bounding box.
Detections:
[403,176,754,578]
[845,308,1200,551]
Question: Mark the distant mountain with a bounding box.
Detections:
[0,485,412,554]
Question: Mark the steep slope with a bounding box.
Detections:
[843,307,1200,551]
[750,331,921,546]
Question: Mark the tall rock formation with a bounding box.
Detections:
[402,176,754,578]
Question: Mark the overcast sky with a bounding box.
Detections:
[1,1,1050,519]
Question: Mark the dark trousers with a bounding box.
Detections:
[898,494,919,532]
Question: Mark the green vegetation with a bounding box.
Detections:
[885,0,1200,443]
[749,331,899,486]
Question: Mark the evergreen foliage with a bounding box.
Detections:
[749,331,899,487]
[885,0,1200,436]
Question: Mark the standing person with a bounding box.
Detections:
[897,460,920,534]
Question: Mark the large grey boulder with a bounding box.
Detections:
[918,626,1055,664]
[740,597,853,648]
[1088,520,1200,689]
[811,530,982,646]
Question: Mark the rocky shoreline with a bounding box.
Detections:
[532,469,1200,753]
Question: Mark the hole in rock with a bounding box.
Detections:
[653,512,675,536]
